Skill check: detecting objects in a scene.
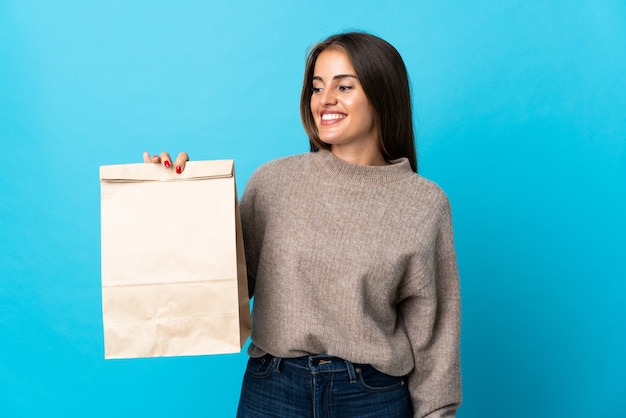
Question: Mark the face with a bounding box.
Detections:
[310,48,380,157]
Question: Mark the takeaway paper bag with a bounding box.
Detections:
[100,160,251,359]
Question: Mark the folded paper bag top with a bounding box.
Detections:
[100,160,251,359]
[99,159,234,182]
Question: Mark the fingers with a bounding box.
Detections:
[174,152,190,174]
[143,152,161,164]
[160,152,172,169]
[143,151,189,174]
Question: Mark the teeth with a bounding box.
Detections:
[321,113,345,121]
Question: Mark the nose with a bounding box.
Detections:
[320,89,337,106]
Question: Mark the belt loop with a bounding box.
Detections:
[345,360,357,383]
[273,356,283,373]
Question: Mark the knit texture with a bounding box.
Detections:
[239,150,461,417]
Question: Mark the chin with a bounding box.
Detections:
[318,136,342,145]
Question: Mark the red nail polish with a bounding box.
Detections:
[176,166,182,174]
[164,161,171,168]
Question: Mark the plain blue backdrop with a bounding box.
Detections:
[1,1,625,417]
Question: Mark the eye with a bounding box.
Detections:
[338,85,353,92]
[312,86,322,94]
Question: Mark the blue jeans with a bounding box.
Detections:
[236,354,412,417]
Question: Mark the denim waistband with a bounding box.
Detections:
[263,354,365,382]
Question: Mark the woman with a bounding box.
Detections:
[146,32,461,418]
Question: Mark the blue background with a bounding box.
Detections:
[1,1,625,417]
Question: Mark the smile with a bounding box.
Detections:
[321,113,346,121]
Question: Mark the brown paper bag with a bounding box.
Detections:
[99,160,251,359]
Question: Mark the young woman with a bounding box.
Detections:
[146,32,461,418]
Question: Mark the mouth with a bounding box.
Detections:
[321,113,347,121]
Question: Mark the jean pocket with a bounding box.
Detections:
[245,355,278,378]
[356,365,406,392]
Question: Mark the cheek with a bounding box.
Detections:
[366,108,376,127]
[355,101,375,127]
[309,97,317,113]
[310,97,320,122]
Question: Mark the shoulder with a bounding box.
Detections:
[408,174,451,208]
[251,153,310,179]
[243,153,312,196]
[387,174,453,231]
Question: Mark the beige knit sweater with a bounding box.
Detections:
[239,149,461,417]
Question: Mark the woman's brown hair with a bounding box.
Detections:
[300,32,418,172]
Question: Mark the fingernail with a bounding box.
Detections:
[152,155,158,160]
[176,166,182,174]
[164,161,171,168]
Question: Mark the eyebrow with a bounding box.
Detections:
[312,74,358,81]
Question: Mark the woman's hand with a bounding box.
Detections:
[143,151,190,174]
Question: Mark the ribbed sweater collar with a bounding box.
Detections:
[310,149,415,186]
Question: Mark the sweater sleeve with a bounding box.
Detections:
[400,193,462,417]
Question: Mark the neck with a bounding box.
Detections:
[330,145,388,167]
